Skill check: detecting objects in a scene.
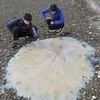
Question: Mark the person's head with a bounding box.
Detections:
[50,4,57,14]
[23,13,32,25]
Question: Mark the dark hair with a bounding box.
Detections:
[23,13,32,21]
[50,4,57,12]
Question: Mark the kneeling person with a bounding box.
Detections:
[6,13,38,48]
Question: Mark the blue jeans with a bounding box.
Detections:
[48,23,64,30]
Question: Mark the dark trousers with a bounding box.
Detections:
[12,26,38,41]
[48,23,64,30]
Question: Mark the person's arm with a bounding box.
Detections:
[53,8,64,25]
[40,7,50,21]
[32,27,38,37]
[6,19,20,32]
[30,24,38,38]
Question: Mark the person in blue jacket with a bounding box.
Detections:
[6,13,38,48]
[41,4,65,30]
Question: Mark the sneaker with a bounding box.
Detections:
[56,28,62,33]
[47,29,55,33]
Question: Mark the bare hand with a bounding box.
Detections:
[51,21,54,24]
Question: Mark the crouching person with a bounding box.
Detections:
[40,4,65,32]
[6,13,38,48]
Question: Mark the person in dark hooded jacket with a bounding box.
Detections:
[6,13,38,48]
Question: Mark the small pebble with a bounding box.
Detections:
[91,38,94,40]
[95,33,100,35]
[89,27,92,29]
[95,70,100,78]
[89,32,92,34]
[72,24,75,26]
[87,41,90,43]
[98,75,100,78]
[91,95,96,100]
[90,24,93,26]
[96,49,99,53]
